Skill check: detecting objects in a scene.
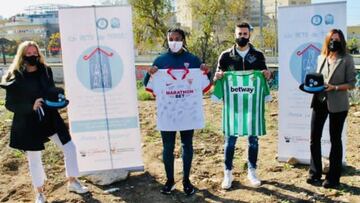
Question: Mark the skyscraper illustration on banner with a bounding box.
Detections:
[83,47,113,89]
[296,44,321,82]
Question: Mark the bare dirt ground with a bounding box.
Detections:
[0,90,359,203]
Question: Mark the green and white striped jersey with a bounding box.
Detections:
[212,70,271,137]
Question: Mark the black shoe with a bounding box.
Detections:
[306,177,322,185]
[322,179,340,189]
[183,180,195,196]
[160,180,175,195]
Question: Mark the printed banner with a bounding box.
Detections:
[59,6,143,173]
[278,2,347,163]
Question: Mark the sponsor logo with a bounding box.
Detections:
[96,18,108,29]
[184,62,190,68]
[324,14,334,25]
[311,15,322,26]
[230,86,254,94]
[311,14,334,26]
[110,17,120,28]
[166,89,194,98]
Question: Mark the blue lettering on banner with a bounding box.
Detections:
[71,117,138,133]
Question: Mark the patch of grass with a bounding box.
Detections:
[12,149,25,159]
[144,130,160,143]
[199,121,218,134]
[283,163,294,170]
[43,142,63,166]
[137,87,154,101]
[349,88,360,105]
[3,111,13,120]
[136,81,154,101]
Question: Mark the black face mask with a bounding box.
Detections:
[235,37,249,47]
[328,40,341,52]
[24,55,40,66]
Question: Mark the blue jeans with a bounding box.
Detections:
[161,130,194,182]
[224,135,259,170]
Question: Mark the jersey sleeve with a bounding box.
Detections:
[145,74,156,96]
[211,78,224,102]
[262,73,272,102]
[201,70,211,93]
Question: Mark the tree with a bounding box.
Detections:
[47,32,61,55]
[187,0,246,70]
[4,39,18,56]
[0,38,11,65]
[100,0,173,54]
[262,25,276,56]
[347,37,359,54]
[129,0,173,54]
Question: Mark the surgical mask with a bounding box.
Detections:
[328,40,341,52]
[235,37,249,47]
[24,55,40,66]
[168,41,183,53]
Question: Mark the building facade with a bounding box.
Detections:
[0,4,67,41]
[175,0,310,30]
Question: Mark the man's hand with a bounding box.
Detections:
[262,69,272,80]
[213,70,224,81]
[148,66,158,75]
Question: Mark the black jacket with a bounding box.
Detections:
[3,65,71,151]
[217,44,268,71]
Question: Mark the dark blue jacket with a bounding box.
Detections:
[143,50,210,86]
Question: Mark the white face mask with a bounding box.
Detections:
[168,41,183,53]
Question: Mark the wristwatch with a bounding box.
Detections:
[335,86,339,91]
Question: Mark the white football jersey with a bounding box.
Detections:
[146,69,211,131]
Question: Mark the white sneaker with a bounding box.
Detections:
[35,193,46,203]
[68,179,89,194]
[247,168,261,187]
[221,169,234,189]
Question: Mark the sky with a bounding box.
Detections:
[0,0,359,26]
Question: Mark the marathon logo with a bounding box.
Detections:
[166,90,194,95]
[166,89,194,98]
[230,86,254,94]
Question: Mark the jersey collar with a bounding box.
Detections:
[166,68,190,80]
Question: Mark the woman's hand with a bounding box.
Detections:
[325,84,337,92]
[33,98,43,111]
[148,66,158,75]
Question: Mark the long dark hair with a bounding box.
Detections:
[166,27,188,50]
[321,29,347,56]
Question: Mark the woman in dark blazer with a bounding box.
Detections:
[306,29,357,188]
[1,41,88,203]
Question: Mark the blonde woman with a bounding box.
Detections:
[1,41,88,203]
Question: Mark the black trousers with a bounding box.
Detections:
[309,101,348,183]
